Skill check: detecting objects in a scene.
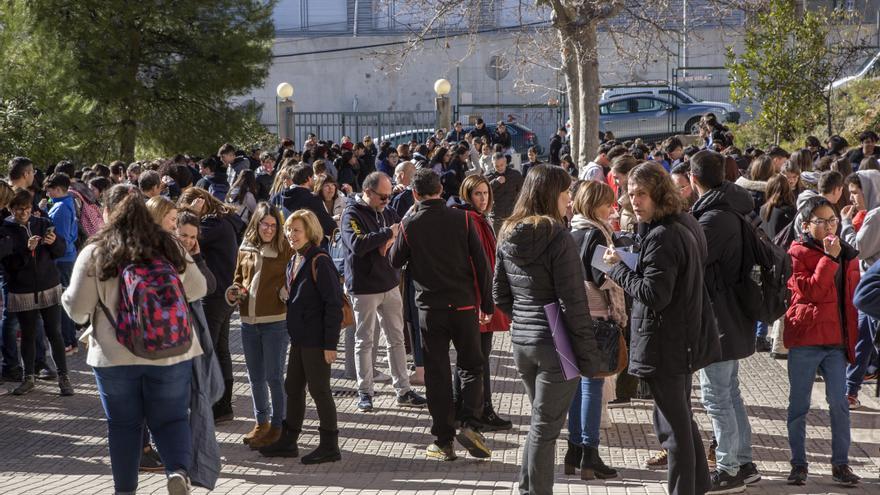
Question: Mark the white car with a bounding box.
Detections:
[601,85,739,118]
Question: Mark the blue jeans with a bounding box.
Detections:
[699,359,753,475]
[567,377,604,448]
[241,321,289,426]
[94,361,193,493]
[755,321,768,338]
[787,346,850,467]
[845,312,879,396]
[56,261,77,348]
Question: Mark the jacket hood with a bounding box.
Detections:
[281,185,310,200]
[51,194,76,210]
[734,176,767,193]
[692,181,755,217]
[498,219,566,264]
[856,169,880,210]
[796,189,820,212]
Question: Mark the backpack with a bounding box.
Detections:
[728,210,793,323]
[327,228,347,275]
[773,219,797,251]
[99,259,193,359]
[69,189,104,248]
[208,181,229,202]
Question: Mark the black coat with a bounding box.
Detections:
[340,195,400,295]
[549,134,564,165]
[494,220,602,377]
[389,198,492,314]
[285,245,343,350]
[609,213,721,377]
[0,216,65,295]
[390,188,414,219]
[272,186,336,238]
[760,203,796,239]
[691,182,757,362]
[486,169,524,221]
[200,213,245,298]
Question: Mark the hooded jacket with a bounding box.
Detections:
[255,167,274,202]
[493,220,602,377]
[389,198,493,315]
[0,215,66,297]
[608,213,721,377]
[734,176,767,219]
[200,213,245,299]
[841,169,880,272]
[340,194,400,295]
[47,194,78,262]
[691,181,757,362]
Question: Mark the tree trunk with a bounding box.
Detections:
[575,22,600,171]
[825,94,833,138]
[119,107,137,163]
[560,32,580,165]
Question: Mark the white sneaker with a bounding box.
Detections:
[167,471,191,495]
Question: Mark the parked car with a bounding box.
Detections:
[598,95,739,140]
[601,84,740,119]
[380,122,541,158]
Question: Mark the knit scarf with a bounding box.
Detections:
[571,214,628,328]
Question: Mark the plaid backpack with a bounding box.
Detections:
[99,259,193,359]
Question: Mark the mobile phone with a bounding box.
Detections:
[45,226,55,236]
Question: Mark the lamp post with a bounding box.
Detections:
[434,78,452,132]
[276,82,295,143]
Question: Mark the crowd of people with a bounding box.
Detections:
[1,113,880,495]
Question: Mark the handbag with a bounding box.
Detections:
[311,253,355,329]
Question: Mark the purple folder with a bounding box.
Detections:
[544,302,581,380]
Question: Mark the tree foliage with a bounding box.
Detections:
[0,0,277,165]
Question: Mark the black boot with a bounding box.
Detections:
[563,441,582,475]
[301,428,342,465]
[259,421,300,458]
[581,446,618,480]
[213,380,234,424]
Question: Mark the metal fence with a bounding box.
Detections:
[454,103,567,153]
[671,66,732,105]
[285,111,437,147]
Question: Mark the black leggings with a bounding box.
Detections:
[18,305,66,376]
[453,331,493,408]
[285,345,337,433]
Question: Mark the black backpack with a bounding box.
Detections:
[729,210,793,323]
[773,219,797,251]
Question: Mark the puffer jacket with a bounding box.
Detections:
[493,219,602,377]
[691,181,757,362]
[608,213,721,377]
[785,236,859,363]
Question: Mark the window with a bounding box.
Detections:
[659,90,692,104]
[600,100,631,115]
[634,98,665,112]
[274,0,348,33]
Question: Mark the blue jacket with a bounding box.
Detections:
[340,195,400,295]
[855,260,880,322]
[285,246,343,349]
[48,195,78,262]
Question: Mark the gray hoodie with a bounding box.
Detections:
[841,169,880,271]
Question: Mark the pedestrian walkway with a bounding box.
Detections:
[1,319,879,494]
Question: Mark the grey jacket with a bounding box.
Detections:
[842,169,880,272]
[188,300,224,489]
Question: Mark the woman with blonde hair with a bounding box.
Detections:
[226,202,294,449]
[146,196,179,233]
[260,209,343,465]
[178,187,246,423]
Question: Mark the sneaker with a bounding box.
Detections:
[12,376,36,396]
[397,390,427,408]
[455,426,491,459]
[706,469,746,494]
[847,395,861,410]
[755,336,771,352]
[58,373,74,396]
[373,371,392,383]
[426,442,457,461]
[166,470,191,495]
[607,397,631,407]
[139,446,164,472]
[36,368,57,381]
[479,410,513,431]
[738,462,761,484]
[644,450,667,469]
[831,464,860,485]
[357,393,373,412]
[787,465,808,485]
[64,345,78,356]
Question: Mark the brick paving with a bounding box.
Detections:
[1,318,879,494]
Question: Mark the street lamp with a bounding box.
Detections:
[276,82,295,142]
[434,79,452,131]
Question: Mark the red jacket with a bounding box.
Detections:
[465,209,510,333]
[784,240,859,363]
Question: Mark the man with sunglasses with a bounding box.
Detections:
[341,172,427,413]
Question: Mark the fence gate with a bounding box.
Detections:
[286,111,437,147]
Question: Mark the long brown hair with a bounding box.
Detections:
[748,155,775,181]
[243,202,287,253]
[762,174,794,222]
[177,187,237,218]
[627,162,684,221]
[572,180,615,226]
[500,164,571,240]
[90,184,187,281]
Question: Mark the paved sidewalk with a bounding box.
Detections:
[1,319,879,494]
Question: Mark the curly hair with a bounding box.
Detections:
[627,161,684,221]
[90,184,187,281]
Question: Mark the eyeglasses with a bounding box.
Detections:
[259,221,277,230]
[810,216,839,228]
[367,189,390,202]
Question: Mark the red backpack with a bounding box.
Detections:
[99,259,193,359]
[70,188,104,238]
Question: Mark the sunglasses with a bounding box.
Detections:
[367,189,391,201]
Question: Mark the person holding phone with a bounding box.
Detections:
[1,188,72,396]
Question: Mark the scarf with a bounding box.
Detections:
[571,214,628,328]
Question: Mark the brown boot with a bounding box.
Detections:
[243,422,270,445]
[249,425,282,449]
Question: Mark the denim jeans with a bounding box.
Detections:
[94,361,193,494]
[241,321,289,427]
[698,359,752,475]
[755,321,768,338]
[55,261,77,348]
[845,311,879,396]
[568,377,604,448]
[787,346,850,467]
